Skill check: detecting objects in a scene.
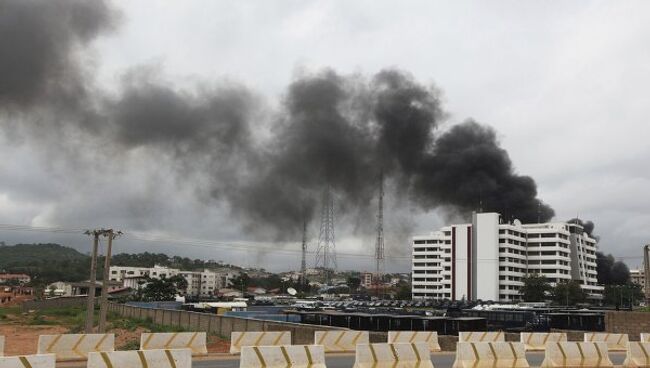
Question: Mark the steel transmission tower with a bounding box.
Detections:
[375,172,385,279]
[315,186,337,283]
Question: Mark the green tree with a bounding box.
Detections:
[395,281,411,300]
[519,274,552,302]
[603,283,644,308]
[346,277,361,292]
[551,281,586,305]
[230,273,251,294]
[141,275,188,301]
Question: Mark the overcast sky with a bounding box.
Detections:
[1,1,649,272]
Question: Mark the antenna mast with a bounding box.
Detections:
[300,218,307,285]
[315,185,337,284]
[643,245,650,305]
[375,172,385,280]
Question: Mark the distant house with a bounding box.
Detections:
[46,281,122,297]
[0,273,31,284]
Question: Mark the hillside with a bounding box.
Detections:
[0,243,90,285]
[0,244,244,286]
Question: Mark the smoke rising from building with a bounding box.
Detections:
[0,0,556,242]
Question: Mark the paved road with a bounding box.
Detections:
[194,351,628,368]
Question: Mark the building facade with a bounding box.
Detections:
[109,265,233,297]
[0,273,31,284]
[630,269,646,295]
[411,212,603,302]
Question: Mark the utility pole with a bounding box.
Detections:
[84,230,102,333]
[98,229,122,333]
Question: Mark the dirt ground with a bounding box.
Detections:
[0,293,33,307]
[0,324,68,355]
[0,307,230,355]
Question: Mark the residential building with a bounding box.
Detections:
[109,265,233,297]
[411,212,603,302]
[46,281,122,297]
[0,273,31,284]
[630,269,646,295]
[361,272,373,288]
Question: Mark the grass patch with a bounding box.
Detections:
[118,339,141,351]
[108,315,187,333]
[0,306,20,320]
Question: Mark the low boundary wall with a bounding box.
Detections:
[108,303,346,345]
[21,297,92,312]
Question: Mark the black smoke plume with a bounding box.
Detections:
[0,0,556,241]
[0,0,116,109]
[568,218,597,239]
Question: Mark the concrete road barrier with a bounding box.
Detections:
[353,342,433,368]
[458,331,504,343]
[640,334,650,343]
[0,336,4,357]
[0,354,55,368]
[388,331,441,352]
[540,342,612,368]
[453,342,528,368]
[584,332,629,352]
[37,334,114,361]
[140,332,207,355]
[230,331,292,354]
[240,345,325,368]
[314,331,369,353]
[623,342,650,368]
[520,332,567,351]
[87,349,191,368]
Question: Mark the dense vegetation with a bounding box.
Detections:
[0,243,91,286]
[111,252,242,271]
[0,243,243,287]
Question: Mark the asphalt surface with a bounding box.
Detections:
[193,351,628,368]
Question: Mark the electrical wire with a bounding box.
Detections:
[0,223,412,260]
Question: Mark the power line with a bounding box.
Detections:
[4,222,639,262]
[0,223,412,260]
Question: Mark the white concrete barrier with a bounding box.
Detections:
[314,331,369,353]
[540,342,612,368]
[453,342,529,368]
[0,336,4,357]
[230,331,292,354]
[458,331,504,343]
[387,331,441,352]
[140,332,207,355]
[641,334,650,343]
[0,354,55,368]
[240,345,325,368]
[623,342,650,368]
[584,332,629,352]
[354,342,433,368]
[37,334,114,361]
[520,332,567,351]
[87,349,191,368]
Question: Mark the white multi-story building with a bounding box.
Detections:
[630,269,646,295]
[411,212,603,302]
[109,265,233,297]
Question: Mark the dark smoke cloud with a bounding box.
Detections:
[414,121,555,223]
[228,69,444,236]
[0,0,558,242]
[0,0,116,109]
[568,218,597,239]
